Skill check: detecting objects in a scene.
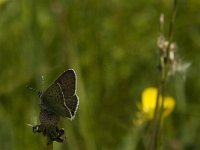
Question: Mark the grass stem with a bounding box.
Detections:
[47,137,53,150]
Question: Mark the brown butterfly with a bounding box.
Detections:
[30,69,79,144]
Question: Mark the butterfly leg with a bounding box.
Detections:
[57,127,65,137]
[33,124,42,133]
[32,124,65,143]
[50,127,65,143]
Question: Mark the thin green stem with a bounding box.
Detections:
[148,1,177,150]
[47,137,53,150]
[166,0,177,59]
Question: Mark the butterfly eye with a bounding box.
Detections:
[37,91,42,98]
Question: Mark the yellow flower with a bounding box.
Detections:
[141,87,175,120]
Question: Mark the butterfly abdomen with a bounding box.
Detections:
[39,109,60,126]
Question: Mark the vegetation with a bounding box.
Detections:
[0,0,200,149]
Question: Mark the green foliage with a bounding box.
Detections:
[0,0,200,149]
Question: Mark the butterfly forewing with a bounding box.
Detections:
[40,69,78,119]
[40,81,72,118]
[54,69,78,118]
[54,70,76,96]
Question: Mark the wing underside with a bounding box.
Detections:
[40,70,78,119]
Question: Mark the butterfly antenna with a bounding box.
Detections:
[26,85,42,97]
[26,85,39,93]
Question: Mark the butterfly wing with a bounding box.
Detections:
[40,69,78,119]
[40,82,72,118]
[54,69,79,119]
[65,95,79,119]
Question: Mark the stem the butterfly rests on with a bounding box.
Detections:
[47,136,53,150]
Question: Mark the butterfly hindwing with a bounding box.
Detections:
[65,95,79,118]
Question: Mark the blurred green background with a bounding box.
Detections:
[0,0,200,149]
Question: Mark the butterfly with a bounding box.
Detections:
[30,69,79,144]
